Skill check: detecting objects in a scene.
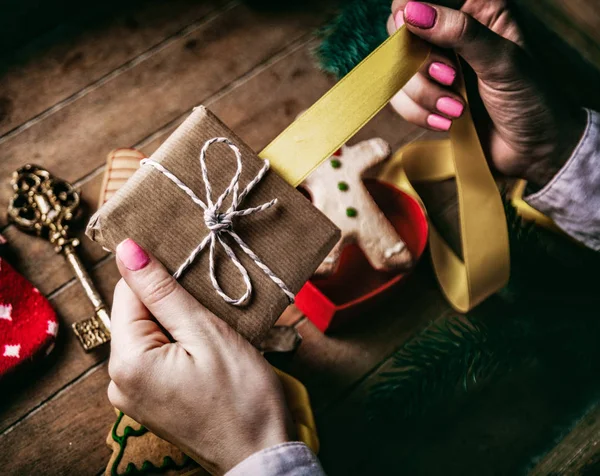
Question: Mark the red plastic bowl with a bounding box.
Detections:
[295,178,428,332]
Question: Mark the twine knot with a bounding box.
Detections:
[204,208,232,233]
[141,137,295,306]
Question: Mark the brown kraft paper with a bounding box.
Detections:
[87,106,340,345]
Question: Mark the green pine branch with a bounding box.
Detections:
[316,0,391,78]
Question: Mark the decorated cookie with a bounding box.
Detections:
[302,139,413,277]
[106,411,194,476]
[99,148,146,207]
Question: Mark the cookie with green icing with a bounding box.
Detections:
[106,411,194,476]
[302,139,413,277]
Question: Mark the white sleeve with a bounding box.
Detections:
[225,442,326,476]
[525,109,600,250]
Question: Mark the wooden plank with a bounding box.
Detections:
[530,402,600,475]
[0,0,226,137]
[0,362,114,475]
[513,0,600,112]
[515,0,600,74]
[0,2,326,228]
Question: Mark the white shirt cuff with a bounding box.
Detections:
[525,109,600,250]
[225,442,325,476]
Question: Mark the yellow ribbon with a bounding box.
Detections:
[260,26,510,313]
[509,179,561,232]
[274,368,320,453]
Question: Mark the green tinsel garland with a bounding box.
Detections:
[316,0,390,78]
[315,0,600,446]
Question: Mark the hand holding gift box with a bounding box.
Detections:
[87,107,339,345]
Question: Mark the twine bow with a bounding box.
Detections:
[141,137,295,306]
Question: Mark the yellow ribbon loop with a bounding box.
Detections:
[274,368,320,453]
[261,26,511,313]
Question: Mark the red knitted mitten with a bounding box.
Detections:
[0,237,58,378]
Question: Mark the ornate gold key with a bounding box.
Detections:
[7,164,111,351]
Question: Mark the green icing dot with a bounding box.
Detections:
[330,159,341,169]
[346,207,357,217]
[338,181,349,191]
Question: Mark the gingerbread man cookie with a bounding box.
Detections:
[302,139,413,277]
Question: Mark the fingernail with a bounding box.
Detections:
[393,9,405,28]
[429,62,456,86]
[427,114,452,131]
[116,239,150,271]
[404,2,437,29]
[436,97,464,118]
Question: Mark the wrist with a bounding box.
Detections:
[210,409,293,475]
[524,108,587,189]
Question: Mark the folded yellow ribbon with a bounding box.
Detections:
[261,26,510,313]
[274,368,320,453]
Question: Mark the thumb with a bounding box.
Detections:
[115,238,219,345]
[400,2,519,80]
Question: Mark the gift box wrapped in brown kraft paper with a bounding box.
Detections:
[86,106,340,345]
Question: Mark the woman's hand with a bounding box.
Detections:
[387,0,586,188]
[107,239,293,475]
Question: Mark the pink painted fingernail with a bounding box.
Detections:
[116,239,150,271]
[429,62,456,86]
[393,9,405,28]
[436,97,464,118]
[404,2,437,29]
[427,114,452,131]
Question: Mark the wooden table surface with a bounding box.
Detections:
[1,1,599,475]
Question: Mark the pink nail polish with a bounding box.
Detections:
[429,62,456,86]
[393,9,405,28]
[116,239,150,271]
[436,97,464,118]
[404,2,437,29]
[427,114,452,131]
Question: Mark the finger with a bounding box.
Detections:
[388,11,460,89]
[390,90,452,131]
[386,13,396,36]
[111,278,170,357]
[399,2,519,79]
[420,47,459,87]
[115,238,221,345]
[388,2,406,34]
[391,0,409,14]
[402,72,464,119]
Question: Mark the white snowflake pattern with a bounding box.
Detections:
[47,320,58,336]
[0,304,12,321]
[3,344,20,358]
